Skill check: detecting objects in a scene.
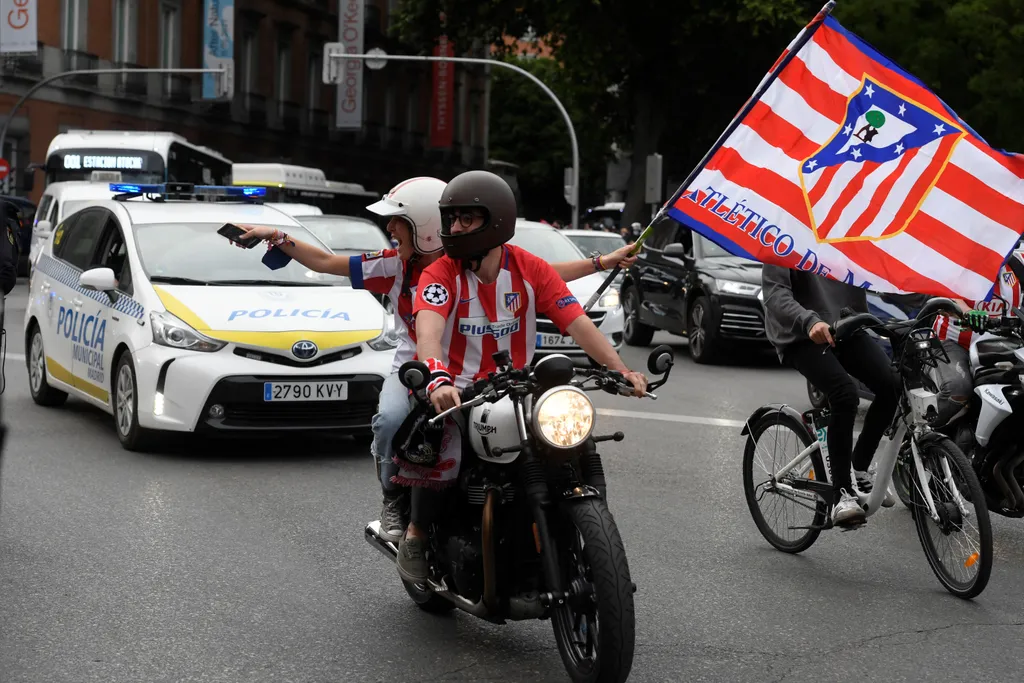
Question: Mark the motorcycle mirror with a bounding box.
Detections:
[647,345,674,375]
[534,354,575,388]
[399,360,430,391]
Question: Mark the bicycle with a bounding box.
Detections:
[741,298,993,599]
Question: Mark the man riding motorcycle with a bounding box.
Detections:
[761,264,900,527]
[396,169,648,583]
[236,177,638,544]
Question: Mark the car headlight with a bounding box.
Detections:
[150,311,226,352]
[367,313,400,351]
[598,288,620,309]
[716,279,761,297]
[532,386,595,449]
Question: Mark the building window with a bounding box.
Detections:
[242,32,257,94]
[62,0,88,51]
[307,47,321,110]
[113,0,137,64]
[276,40,292,103]
[159,2,179,68]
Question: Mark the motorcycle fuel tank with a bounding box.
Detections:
[469,395,527,464]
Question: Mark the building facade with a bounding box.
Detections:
[0,0,490,203]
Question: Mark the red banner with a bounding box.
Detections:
[430,36,455,148]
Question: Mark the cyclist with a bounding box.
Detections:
[395,170,648,582]
[761,265,899,526]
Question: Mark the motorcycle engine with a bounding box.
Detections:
[446,535,484,602]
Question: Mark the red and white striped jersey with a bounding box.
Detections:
[349,249,425,372]
[933,253,1024,349]
[413,245,586,388]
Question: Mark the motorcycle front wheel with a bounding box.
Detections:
[552,499,635,683]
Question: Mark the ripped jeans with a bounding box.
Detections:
[370,372,413,493]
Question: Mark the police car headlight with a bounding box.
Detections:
[532,386,595,450]
[367,315,400,351]
[150,311,226,352]
[598,288,620,309]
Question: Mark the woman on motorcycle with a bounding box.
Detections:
[761,265,900,526]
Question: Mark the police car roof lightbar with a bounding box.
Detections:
[109,183,267,202]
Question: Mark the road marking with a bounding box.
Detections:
[597,408,744,429]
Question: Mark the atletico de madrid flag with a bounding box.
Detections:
[664,8,1024,300]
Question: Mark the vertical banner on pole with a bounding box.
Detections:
[336,0,365,129]
[429,36,455,148]
[0,0,37,54]
[202,0,234,99]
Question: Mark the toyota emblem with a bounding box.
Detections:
[291,340,318,359]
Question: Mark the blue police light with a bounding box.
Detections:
[108,183,267,200]
[193,185,267,198]
[109,183,158,194]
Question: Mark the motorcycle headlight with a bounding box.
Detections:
[367,313,400,351]
[150,311,226,352]
[598,288,620,309]
[532,386,595,450]
[716,279,760,297]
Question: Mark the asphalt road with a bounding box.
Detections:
[3,281,1024,683]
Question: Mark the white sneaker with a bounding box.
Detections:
[832,488,867,526]
[854,466,896,508]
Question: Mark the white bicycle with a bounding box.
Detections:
[742,298,993,599]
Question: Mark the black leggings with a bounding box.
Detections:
[785,331,900,493]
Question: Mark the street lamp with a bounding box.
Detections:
[323,46,581,229]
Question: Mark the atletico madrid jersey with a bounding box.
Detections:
[413,245,586,388]
[348,249,424,372]
[933,253,1024,349]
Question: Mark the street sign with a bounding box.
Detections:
[645,153,663,205]
[365,48,388,70]
[323,42,344,84]
[0,158,9,181]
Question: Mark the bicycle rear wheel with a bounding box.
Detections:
[910,438,992,599]
[742,411,828,553]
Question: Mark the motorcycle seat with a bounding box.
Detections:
[973,338,1024,370]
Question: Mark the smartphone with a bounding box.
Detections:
[218,223,261,249]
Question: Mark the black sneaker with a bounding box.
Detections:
[379,491,408,544]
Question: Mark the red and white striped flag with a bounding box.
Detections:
[665,12,1024,300]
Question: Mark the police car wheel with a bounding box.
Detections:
[113,353,155,452]
[26,324,67,407]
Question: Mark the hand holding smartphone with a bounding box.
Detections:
[218,223,262,249]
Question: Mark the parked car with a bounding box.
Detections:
[620,214,766,363]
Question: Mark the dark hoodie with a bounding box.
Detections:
[761,264,868,360]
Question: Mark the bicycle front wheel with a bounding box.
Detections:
[742,411,828,553]
[910,438,993,599]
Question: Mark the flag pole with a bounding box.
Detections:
[582,0,836,312]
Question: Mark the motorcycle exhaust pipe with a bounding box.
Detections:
[1001,452,1024,510]
[365,520,399,562]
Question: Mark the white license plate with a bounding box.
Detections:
[263,381,349,402]
[536,333,574,348]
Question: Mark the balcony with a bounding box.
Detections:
[115,63,148,98]
[62,50,99,87]
[161,73,192,104]
[279,101,301,130]
[1,42,43,78]
[246,92,268,127]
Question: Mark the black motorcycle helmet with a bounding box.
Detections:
[438,170,517,266]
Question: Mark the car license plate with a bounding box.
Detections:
[536,333,573,348]
[263,381,349,401]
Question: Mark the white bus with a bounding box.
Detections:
[232,163,378,216]
[45,130,233,186]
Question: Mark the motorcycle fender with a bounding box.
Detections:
[740,403,810,438]
[974,384,1013,448]
[558,484,603,501]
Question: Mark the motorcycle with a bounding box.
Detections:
[364,346,675,683]
[892,303,1024,518]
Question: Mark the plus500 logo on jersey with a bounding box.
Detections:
[458,317,521,339]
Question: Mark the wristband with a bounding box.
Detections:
[425,357,453,395]
[267,229,294,248]
[592,254,605,272]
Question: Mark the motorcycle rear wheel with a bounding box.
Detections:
[552,499,635,683]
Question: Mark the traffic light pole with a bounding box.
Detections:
[325,49,580,229]
[0,67,228,180]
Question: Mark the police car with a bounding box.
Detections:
[24,182,397,451]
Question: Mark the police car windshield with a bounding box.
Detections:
[296,215,390,253]
[509,228,584,263]
[133,222,348,286]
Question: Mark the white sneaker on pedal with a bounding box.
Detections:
[854,466,895,508]
[832,489,866,526]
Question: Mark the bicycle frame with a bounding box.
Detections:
[768,418,945,521]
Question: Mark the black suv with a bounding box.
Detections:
[621,215,768,363]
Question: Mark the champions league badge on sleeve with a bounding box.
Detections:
[422,283,450,306]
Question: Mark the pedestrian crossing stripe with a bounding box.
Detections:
[34,254,146,319]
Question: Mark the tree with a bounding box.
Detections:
[392,0,819,226]
[488,54,619,221]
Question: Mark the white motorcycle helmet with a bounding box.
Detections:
[365,176,447,255]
